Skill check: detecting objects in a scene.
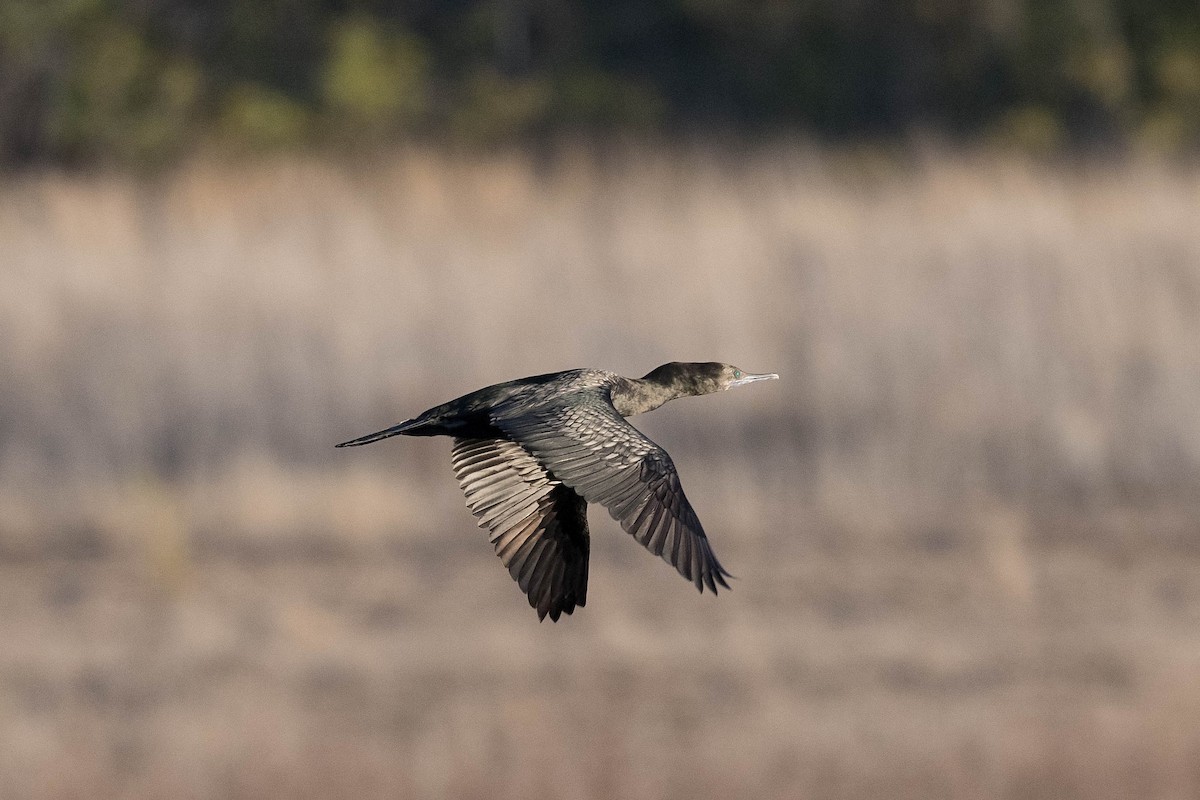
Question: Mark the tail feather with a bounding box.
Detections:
[335,419,421,447]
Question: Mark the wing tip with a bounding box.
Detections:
[693,559,735,594]
[536,601,579,623]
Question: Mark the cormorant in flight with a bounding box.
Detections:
[337,362,778,620]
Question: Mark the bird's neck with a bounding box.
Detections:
[610,377,682,417]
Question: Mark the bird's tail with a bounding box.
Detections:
[335,418,424,447]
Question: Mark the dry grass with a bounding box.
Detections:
[2,143,1200,798]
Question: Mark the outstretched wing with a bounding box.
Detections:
[451,437,589,621]
[492,395,732,593]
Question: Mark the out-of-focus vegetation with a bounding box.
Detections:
[2,0,1200,166]
[3,148,1200,798]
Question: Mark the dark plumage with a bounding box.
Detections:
[336,361,778,621]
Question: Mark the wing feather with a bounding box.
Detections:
[492,396,732,594]
[451,438,590,621]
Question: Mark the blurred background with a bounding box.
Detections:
[3,2,1200,798]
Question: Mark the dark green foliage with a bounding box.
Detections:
[0,0,1198,165]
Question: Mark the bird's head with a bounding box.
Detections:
[642,362,779,397]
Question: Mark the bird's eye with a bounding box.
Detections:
[733,369,742,379]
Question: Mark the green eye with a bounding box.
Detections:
[733,369,742,379]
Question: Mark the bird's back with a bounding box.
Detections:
[402,368,615,437]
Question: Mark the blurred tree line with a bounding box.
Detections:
[0,0,1198,167]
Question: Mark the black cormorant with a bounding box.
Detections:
[336,362,778,621]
